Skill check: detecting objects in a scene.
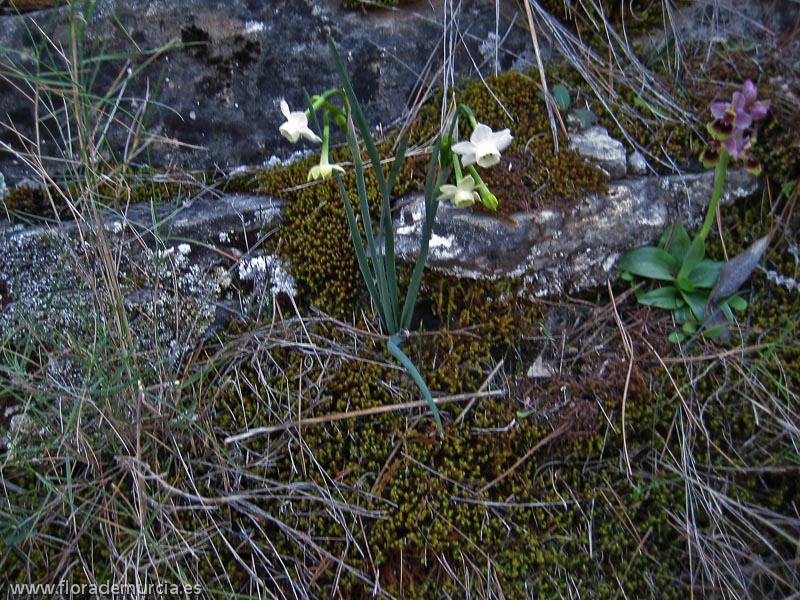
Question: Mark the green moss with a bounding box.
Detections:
[1,185,61,221]
[7,188,798,596]
[5,17,799,598]
[190,267,711,598]
[235,151,403,317]
[1,167,211,224]
[410,70,608,211]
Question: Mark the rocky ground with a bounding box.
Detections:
[1,1,799,598]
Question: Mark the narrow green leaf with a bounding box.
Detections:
[727,295,748,311]
[681,289,710,321]
[336,175,387,328]
[382,134,408,322]
[676,276,696,293]
[718,301,734,322]
[400,135,444,330]
[328,38,387,194]
[668,331,686,344]
[703,324,729,338]
[387,335,443,437]
[660,223,690,263]
[382,203,399,330]
[344,112,398,333]
[617,246,679,281]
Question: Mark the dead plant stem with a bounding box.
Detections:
[225,389,504,444]
[476,420,570,495]
[608,281,634,477]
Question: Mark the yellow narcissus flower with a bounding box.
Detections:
[307,154,345,181]
[437,174,480,207]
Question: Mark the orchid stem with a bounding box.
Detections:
[698,150,731,243]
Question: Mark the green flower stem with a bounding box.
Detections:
[451,151,464,181]
[310,89,346,118]
[468,166,498,211]
[320,112,332,163]
[446,103,479,142]
[698,150,731,243]
[387,334,443,437]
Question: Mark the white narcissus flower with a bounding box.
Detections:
[451,123,513,168]
[279,100,322,144]
[307,155,345,181]
[437,174,480,207]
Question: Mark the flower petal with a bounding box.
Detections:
[475,152,501,168]
[742,80,757,106]
[451,140,478,167]
[300,127,322,144]
[750,101,770,122]
[489,128,514,153]
[436,183,458,202]
[710,102,731,119]
[470,124,494,143]
[280,122,301,143]
[731,91,746,112]
[700,140,721,168]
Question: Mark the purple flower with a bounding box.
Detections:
[705,80,770,161]
[742,80,770,121]
[710,94,752,136]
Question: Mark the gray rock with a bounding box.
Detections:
[0,0,531,184]
[568,126,628,179]
[393,168,759,297]
[0,194,285,371]
[0,166,759,373]
[628,150,648,176]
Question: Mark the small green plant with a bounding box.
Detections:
[618,80,770,342]
[279,39,513,435]
[538,83,598,130]
[618,222,748,341]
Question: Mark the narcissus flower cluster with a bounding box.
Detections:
[278,94,512,210]
[275,39,515,437]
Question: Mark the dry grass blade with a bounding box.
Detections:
[476,420,570,495]
[608,281,634,478]
[225,389,504,443]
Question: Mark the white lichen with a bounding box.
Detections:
[238,254,296,297]
[245,20,265,34]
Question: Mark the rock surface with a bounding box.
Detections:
[568,126,628,179]
[2,167,759,352]
[0,0,531,184]
[0,194,284,364]
[393,168,759,296]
